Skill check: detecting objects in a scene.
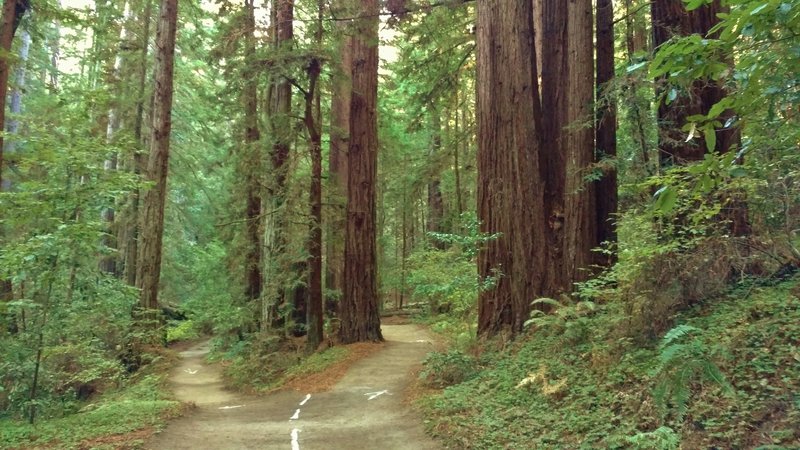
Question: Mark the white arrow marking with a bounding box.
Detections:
[365,390,391,400]
[299,394,311,406]
[218,405,244,410]
[291,428,301,450]
[184,368,198,375]
[290,409,300,420]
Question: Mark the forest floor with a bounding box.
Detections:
[145,324,441,450]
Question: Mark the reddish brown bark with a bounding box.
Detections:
[652,0,736,164]
[596,0,618,265]
[339,0,382,344]
[135,0,178,314]
[243,0,263,303]
[305,1,324,352]
[540,0,569,295]
[326,8,351,302]
[476,0,546,335]
[427,111,444,244]
[0,0,27,193]
[264,0,294,328]
[563,0,597,283]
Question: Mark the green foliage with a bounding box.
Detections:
[421,279,800,448]
[0,373,180,449]
[420,350,478,388]
[626,426,680,450]
[166,320,200,344]
[653,325,733,422]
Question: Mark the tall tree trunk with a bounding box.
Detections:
[243,0,263,305]
[427,110,444,243]
[595,0,618,266]
[563,0,596,283]
[135,0,178,318]
[326,2,351,304]
[339,0,382,344]
[0,0,28,306]
[476,0,546,335]
[305,0,324,352]
[264,0,294,329]
[652,0,735,165]
[0,0,27,193]
[540,0,569,296]
[120,0,153,286]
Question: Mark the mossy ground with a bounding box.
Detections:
[420,279,800,449]
[0,371,182,450]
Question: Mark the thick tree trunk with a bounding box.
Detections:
[476,0,546,335]
[307,117,323,349]
[339,0,382,344]
[326,7,351,304]
[427,111,444,243]
[305,8,324,350]
[652,0,749,235]
[652,0,734,164]
[540,0,569,296]
[243,0,263,304]
[135,0,178,316]
[596,0,618,266]
[563,0,596,283]
[0,0,27,193]
[263,0,294,329]
[120,0,153,286]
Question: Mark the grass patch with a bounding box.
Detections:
[1,373,181,450]
[221,338,382,393]
[420,279,800,449]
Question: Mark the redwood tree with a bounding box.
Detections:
[595,0,618,265]
[326,4,351,301]
[339,0,382,343]
[476,0,547,335]
[264,0,294,328]
[135,0,178,314]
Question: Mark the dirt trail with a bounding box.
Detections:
[146,324,440,450]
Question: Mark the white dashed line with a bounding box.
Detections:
[290,409,300,420]
[291,428,301,450]
[218,405,244,410]
[299,394,311,406]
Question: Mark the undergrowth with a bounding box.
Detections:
[218,336,355,392]
[0,368,181,449]
[420,278,800,449]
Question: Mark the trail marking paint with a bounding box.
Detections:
[365,390,391,400]
[218,405,244,410]
[299,394,311,406]
[290,409,300,420]
[291,428,301,450]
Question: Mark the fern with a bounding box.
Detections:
[653,324,734,424]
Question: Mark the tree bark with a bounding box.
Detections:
[563,0,596,283]
[135,0,178,316]
[651,0,735,165]
[596,0,618,266]
[326,2,351,304]
[120,0,153,286]
[476,0,546,335]
[243,0,263,304]
[540,0,569,296]
[427,110,444,244]
[263,0,294,329]
[305,1,324,352]
[0,0,27,193]
[339,0,383,344]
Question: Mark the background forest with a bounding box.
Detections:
[1,0,799,448]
